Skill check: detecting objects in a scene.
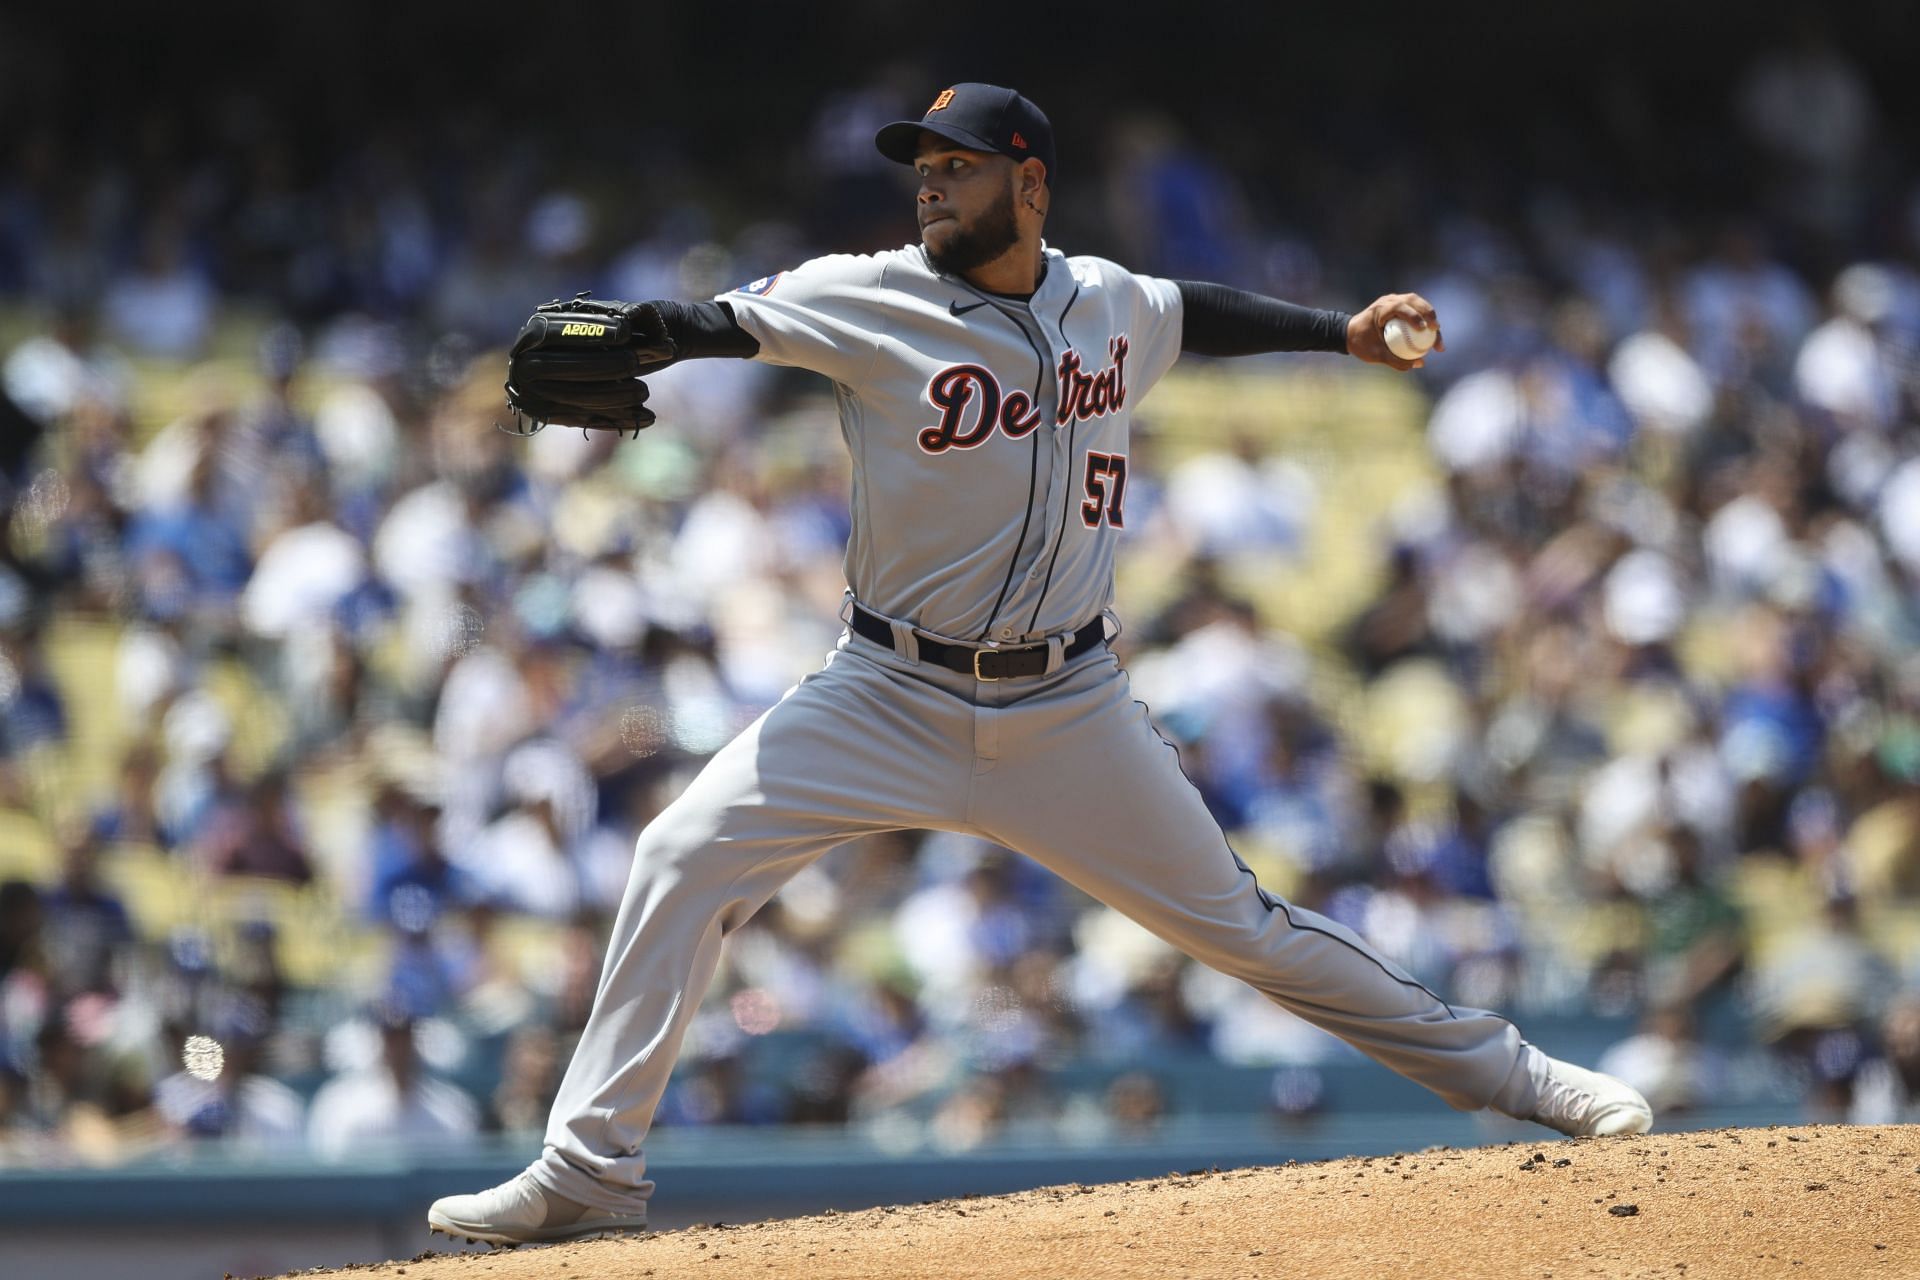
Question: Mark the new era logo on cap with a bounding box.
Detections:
[1011,131,1026,150]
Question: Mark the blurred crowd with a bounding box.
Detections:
[4,26,1920,1170]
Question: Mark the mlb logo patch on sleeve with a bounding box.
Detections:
[737,273,783,296]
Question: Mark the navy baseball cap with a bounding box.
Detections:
[875,83,1056,186]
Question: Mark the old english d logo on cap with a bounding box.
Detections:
[930,89,955,111]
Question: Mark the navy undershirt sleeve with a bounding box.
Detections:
[1174,280,1350,356]
[652,300,761,360]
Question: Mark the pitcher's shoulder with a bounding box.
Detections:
[728,248,919,300]
[807,245,933,284]
[1060,253,1156,293]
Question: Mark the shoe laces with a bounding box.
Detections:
[1533,1069,1598,1132]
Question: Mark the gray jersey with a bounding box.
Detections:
[721,244,1183,644]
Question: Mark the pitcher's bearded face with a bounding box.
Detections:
[914,143,1022,278]
[923,183,1020,277]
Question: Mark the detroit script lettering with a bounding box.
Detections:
[918,336,1130,454]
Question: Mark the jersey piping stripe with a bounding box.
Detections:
[1128,693,1519,1030]
[1024,417,1077,635]
[972,297,1052,642]
[1021,282,1084,636]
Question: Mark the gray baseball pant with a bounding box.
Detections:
[530,632,1534,1209]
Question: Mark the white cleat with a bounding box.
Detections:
[1526,1050,1654,1137]
[427,1170,648,1246]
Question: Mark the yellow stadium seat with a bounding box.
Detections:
[99,842,198,938]
[39,613,127,808]
[0,808,58,884]
[1729,854,1821,961]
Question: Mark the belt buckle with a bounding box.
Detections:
[972,648,1001,682]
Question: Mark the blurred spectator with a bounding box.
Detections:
[239,477,367,641]
[1735,21,1877,242]
[1105,112,1254,282]
[124,446,252,624]
[1850,997,1920,1125]
[1104,1071,1166,1135]
[1796,265,1901,431]
[1638,830,1744,1008]
[194,768,316,885]
[0,629,67,759]
[19,999,159,1165]
[306,1003,479,1159]
[453,738,594,919]
[1751,893,1897,1117]
[2,301,129,428]
[488,1025,561,1133]
[38,825,132,998]
[0,881,47,1070]
[101,219,216,361]
[1596,1005,1725,1115]
[89,741,175,849]
[1680,224,1816,388]
[152,996,304,1148]
[365,785,468,924]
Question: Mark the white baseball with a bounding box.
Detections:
[1383,316,1437,361]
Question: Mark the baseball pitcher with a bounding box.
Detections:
[430,82,1651,1246]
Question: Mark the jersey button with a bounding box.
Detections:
[1000,627,1014,639]
[1027,569,1040,580]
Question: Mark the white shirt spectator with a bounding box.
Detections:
[375,481,483,601]
[894,878,984,1008]
[433,646,534,764]
[1602,549,1686,646]
[502,738,596,845]
[1427,369,1522,473]
[455,807,581,919]
[1702,495,1791,596]
[1596,1027,1716,1114]
[307,1067,479,1160]
[155,1070,305,1147]
[1876,458,1920,577]
[241,521,367,639]
[1608,331,1713,436]
[1579,754,1665,866]
[668,487,773,612]
[1796,317,1893,429]
[1161,450,1313,558]
[314,382,401,491]
[1126,615,1308,768]
[1430,542,1522,645]
[2,334,129,425]
[1849,1058,1918,1125]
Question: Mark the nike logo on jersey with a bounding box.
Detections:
[949,300,990,316]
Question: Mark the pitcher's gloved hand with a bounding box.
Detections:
[502,293,679,436]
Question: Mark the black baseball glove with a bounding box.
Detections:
[502,293,679,436]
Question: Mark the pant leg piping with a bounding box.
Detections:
[1130,695,1497,1025]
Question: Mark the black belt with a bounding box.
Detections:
[849,604,1106,681]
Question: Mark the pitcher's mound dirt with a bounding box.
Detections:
[294,1125,1919,1279]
